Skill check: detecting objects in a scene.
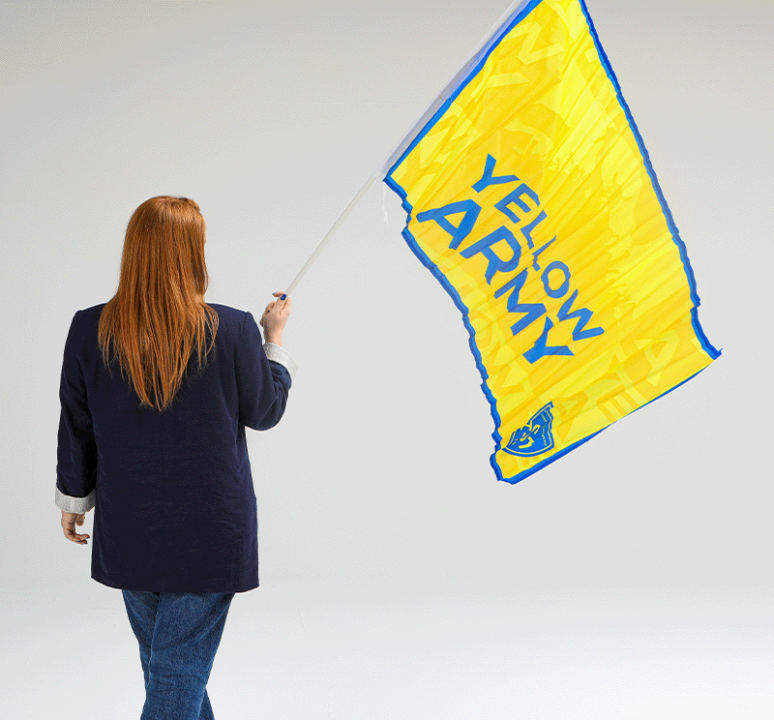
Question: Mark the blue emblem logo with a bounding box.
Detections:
[503,402,555,457]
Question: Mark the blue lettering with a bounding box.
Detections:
[494,269,546,336]
[461,226,522,285]
[523,317,574,364]
[495,183,540,224]
[423,179,600,362]
[557,289,604,341]
[472,154,519,193]
[541,261,571,299]
[520,211,547,249]
[531,236,555,271]
[416,200,481,250]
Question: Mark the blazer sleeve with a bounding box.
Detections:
[235,311,296,431]
[55,311,98,513]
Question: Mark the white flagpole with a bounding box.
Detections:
[283,176,376,295]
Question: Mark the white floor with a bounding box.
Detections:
[2,575,771,720]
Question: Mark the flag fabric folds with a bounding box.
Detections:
[383,0,719,484]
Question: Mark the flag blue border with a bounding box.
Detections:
[576,0,720,362]
[383,0,720,484]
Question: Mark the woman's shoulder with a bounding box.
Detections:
[61,305,106,361]
[70,303,107,332]
[78,303,108,318]
[206,303,255,329]
[206,303,265,345]
[206,302,249,320]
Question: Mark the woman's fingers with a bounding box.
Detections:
[260,300,277,327]
[61,512,90,544]
[260,293,291,334]
[273,294,291,313]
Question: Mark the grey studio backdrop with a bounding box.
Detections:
[1,1,772,718]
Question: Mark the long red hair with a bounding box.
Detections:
[98,196,219,411]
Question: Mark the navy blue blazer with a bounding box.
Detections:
[55,303,296,593]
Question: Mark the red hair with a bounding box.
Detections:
[98,196,219,411]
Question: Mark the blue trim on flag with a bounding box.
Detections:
[690,307,720,359]
[384,174,504,444]
[577,0,720,361]
[384,0,721,484]
[492,429,603,484]
[496,364,712,484]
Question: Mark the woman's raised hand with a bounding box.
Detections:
[260,292,292,346]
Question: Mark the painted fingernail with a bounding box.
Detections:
[280,294,287,301]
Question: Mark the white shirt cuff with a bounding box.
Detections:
[55,486,96,513]
[263,343,298,380]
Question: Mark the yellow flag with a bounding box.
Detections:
[384,0,719,483]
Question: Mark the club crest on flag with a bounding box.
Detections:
[504,402,555,457]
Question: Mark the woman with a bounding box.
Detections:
[55,196,296,719]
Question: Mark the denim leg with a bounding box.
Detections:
[199,690,215,720]
[122,590,160,692]
[122,590,234,720]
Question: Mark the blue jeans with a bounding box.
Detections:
[122,590,235,720]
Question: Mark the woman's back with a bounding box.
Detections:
[56,197,296,593]
[57,301,296,593]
